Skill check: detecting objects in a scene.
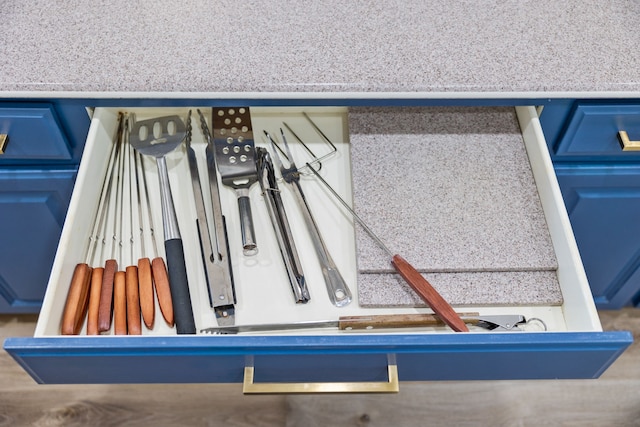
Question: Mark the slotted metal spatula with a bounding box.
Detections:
[129,115,196,334]
[212,107,259,256]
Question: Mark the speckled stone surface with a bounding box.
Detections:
[357,271,562,307]
[1,1,640,95]
[351,106,563,306]
[350,107,557,273]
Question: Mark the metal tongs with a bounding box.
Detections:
[184,110,236,326]
[256,147,310,303]
[265,129,353,307]
[200,313,547,334]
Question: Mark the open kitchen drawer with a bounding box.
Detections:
[4,105,632,388]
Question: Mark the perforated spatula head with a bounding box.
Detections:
[130,115,186,158]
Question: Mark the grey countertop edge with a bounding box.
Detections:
[3,89,640,100]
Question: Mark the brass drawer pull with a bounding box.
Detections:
[0,134,7,154]
[618,131,640,151]
[243,362,399,394]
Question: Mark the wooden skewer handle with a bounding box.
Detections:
[113,271,127,335]
[61,263,92,335]
[152,257,174,327]
[126,266,141,335]
[338,312,480,330]
[138,257,155,329]
[98,259,118,332]
[391,254,469,332]
[86,267,104,335]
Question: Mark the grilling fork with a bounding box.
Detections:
[266,129,352,307]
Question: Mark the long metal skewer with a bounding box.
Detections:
[306,165,468,332]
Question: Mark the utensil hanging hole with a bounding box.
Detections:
[335,289,346,299]
[233,178,249,185]
[167,120,176,135]
[153,122,162,139]
[138,125,149,141]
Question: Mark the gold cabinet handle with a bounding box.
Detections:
[0,134,7,154]
[618,131,640,151]
[242,362,399,394]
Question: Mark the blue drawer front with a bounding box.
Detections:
[4,332,632,384]
[554,104,640,160]
[0,103,73,163]
[0,169,76,313]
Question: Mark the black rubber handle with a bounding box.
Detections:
[165,238,196,334]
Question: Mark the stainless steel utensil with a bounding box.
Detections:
[130,115,196,334]
[185,110,236,326]
[256,147,310,303]
[265,130,352,307]
[212,107,259,256]
[306,165,469,332]
[200,313,530,334]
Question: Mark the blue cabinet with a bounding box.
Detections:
[2,105,633,386]
[555,165,640,309]
[542,101,640,308]
[0,169,76,312]
[0,101,89,313]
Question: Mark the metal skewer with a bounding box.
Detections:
[306,165,468,332]
[138,149,174,327]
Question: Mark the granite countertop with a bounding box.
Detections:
[2,0,640,97]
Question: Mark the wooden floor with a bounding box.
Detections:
[1,309,639,427]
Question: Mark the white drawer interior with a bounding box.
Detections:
[34,106,601,337]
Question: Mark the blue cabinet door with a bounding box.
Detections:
[0,169,76,312]
[555,164,640,309]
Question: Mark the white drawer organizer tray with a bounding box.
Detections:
[4,105,631,389]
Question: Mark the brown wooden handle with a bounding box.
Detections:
[152,257,174,326]
[138,257,155,329]
[86,267,104,335]
[126,266,141,335]
[338,312,480,330]
[113,271,127,335]
[98,259,117,332]
[391,254,469,332]
[61,263,92,335]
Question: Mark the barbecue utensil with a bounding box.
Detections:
[200,313,530,334]
[265,130,352,307]
[96,114,128,333]
[124,126,142,336]
[61,113,125,335]
[307,165,469,332]
[130,115,196,334]
[186,110,236,325]
[138,150,173,327]
[133,145,155,329]
[212,107,259,256]
[198,109,237,323]
[256,147,310,303]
